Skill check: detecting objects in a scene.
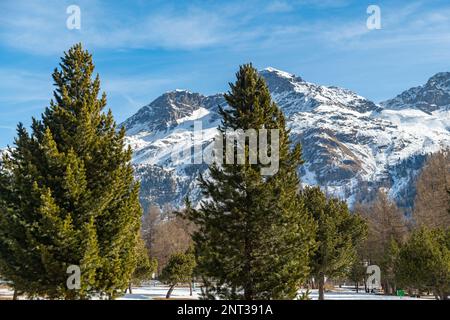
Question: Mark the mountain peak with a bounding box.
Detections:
[425,72,450,90]
[259,67,378,114]
[162,89,198,98]
[172,88,192,94]
[381,72,450,113]
[260,67,303,82]
[120,90,226,135]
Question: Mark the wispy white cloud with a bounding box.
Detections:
[0,69,52,105]
[102,74,187,111]
[265,1,294,13]
[295,0,352,8]
[0,0,255,55]
[301,1,450,52]
[103,76,179,96]
[2,0,450,59]
[0,125,15,130]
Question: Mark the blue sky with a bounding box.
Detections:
[1,0,450,147]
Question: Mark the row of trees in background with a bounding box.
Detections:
[351,150,450,300]
[146,147,448,300]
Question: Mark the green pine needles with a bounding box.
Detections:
[0,44,142,299]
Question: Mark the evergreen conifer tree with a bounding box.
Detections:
[395,227,450,300]
[0,44,142,299]
[128,238,157,293]
[301,186,367,300]
[160,249,196,299]
[186,64,316,300]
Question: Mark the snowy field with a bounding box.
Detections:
[118,285,424,300]
[0,283,425,300]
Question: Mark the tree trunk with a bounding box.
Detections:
[13,289,18,300]
[189,282,193,296]
[437,289,449,300]
[244,285,254,300]
[433,290,440,300]
[166,284,176,299]
[355,282,359,293]
[243,232,254,300]
[309,278,315,289]
[383,280,393,295]
[318,274,325,300]
[128,283,132,294]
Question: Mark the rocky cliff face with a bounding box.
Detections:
[121,68,450,212]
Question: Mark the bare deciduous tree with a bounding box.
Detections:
[356,190,409,294]
[413,150,450,229]
[141,205,194,274]
[141,206,161,256]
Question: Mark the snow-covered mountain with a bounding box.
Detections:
[121,68,450,211]
[381,72,450,113]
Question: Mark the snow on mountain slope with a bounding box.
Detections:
[122,68,450,211]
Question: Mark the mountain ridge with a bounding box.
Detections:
[121,68,450,211]
[381,72,450,113]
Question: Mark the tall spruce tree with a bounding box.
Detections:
[160,248,196,299]
[128,237,157,294]
[301,186,367,300]
[0,44,142,299]
[186,64,316,300]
